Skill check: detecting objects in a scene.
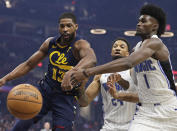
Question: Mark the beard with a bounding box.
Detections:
[61,33,75,43]
[135,32,140,36]
[112,55,123,60]
[135,30,142,36]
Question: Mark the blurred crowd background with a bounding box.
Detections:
[0,0,177,130]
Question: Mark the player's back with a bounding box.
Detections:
[133,35,176,104]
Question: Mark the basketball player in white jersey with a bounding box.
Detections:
[71,4,177,131]
[79,38,138,131]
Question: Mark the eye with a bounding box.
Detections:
[60,24,65,28]
[113,45,117,48]
[141,18,146,23]
[120,45,125,48]
[67,24,72,28]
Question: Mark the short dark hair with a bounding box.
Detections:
[59,12,77,24]
[140,4,166,36]
[112,38,131,52]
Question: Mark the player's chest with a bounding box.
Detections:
[48,46,76,65]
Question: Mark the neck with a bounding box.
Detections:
[141,32,156,41]
[60,39,72,46]
[112,56,123,60]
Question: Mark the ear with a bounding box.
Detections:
[152,24,159,32]
[75,24,78,30]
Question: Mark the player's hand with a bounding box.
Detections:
[107,81,119,99]
[0,78,6,87]
[70,69,87,85]
[107,73,122,83]
[61,69,77,91]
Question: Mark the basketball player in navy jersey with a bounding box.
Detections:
[71,4,177,131]
[0,12,97,131]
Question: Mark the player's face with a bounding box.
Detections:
[111,40,129,59]
[59,18,78,43]
[44,122,50,129]
[136,15,158,36]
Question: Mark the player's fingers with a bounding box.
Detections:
[113,74,117,82]
[70,74,76,82]
[107,82,114,88]
[73,83,81,89]
[71,79,77,86]
[107,81,112,86]
[72,81,81,90]
[109,88,114,96]
[70,73,74,78]
[64,86,73,91]
[61,80,71,91]
[107,76,111,82]
[107,83,111,88]
[116,74,121,81]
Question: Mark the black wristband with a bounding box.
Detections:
[83,70,89,77]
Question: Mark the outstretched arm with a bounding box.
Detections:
[70,38,164,83]
[77,75,101,107]
[85,38,162,76]
[0,37,52,87]
[61,39,97,91]
[73,39,97,69]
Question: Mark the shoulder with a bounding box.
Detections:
[74,39,90,49]
[76,39,90,44]
[39,37,54,53]
[41,37,54,47]
[142,37,163,50]
[45,37,54,44]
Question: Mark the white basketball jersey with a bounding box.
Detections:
[133,35,176,104]
[100,70,136,126]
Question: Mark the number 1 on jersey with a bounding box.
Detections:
[143,74,150,89]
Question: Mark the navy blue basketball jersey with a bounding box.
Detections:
[45,36,80,89]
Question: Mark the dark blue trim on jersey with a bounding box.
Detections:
[157,60,176,94]
[157,61,170,88]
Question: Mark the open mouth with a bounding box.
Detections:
[114,52,121,55]
[63,34,70,39]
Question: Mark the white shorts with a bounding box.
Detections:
[100,120,130,131]
[128,97,177,131]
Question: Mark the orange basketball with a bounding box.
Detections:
[7,84,43,120]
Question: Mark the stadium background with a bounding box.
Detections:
[0,0,177,130]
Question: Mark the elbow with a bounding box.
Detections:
[90,57,97,67]
[92,55,97,66]
[92,59,97,66]
[125,59,133,69]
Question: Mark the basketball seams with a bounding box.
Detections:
[7,99,42,104]
[10,107,39,115]
[8,106,40,115]
[11,87,40,93]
